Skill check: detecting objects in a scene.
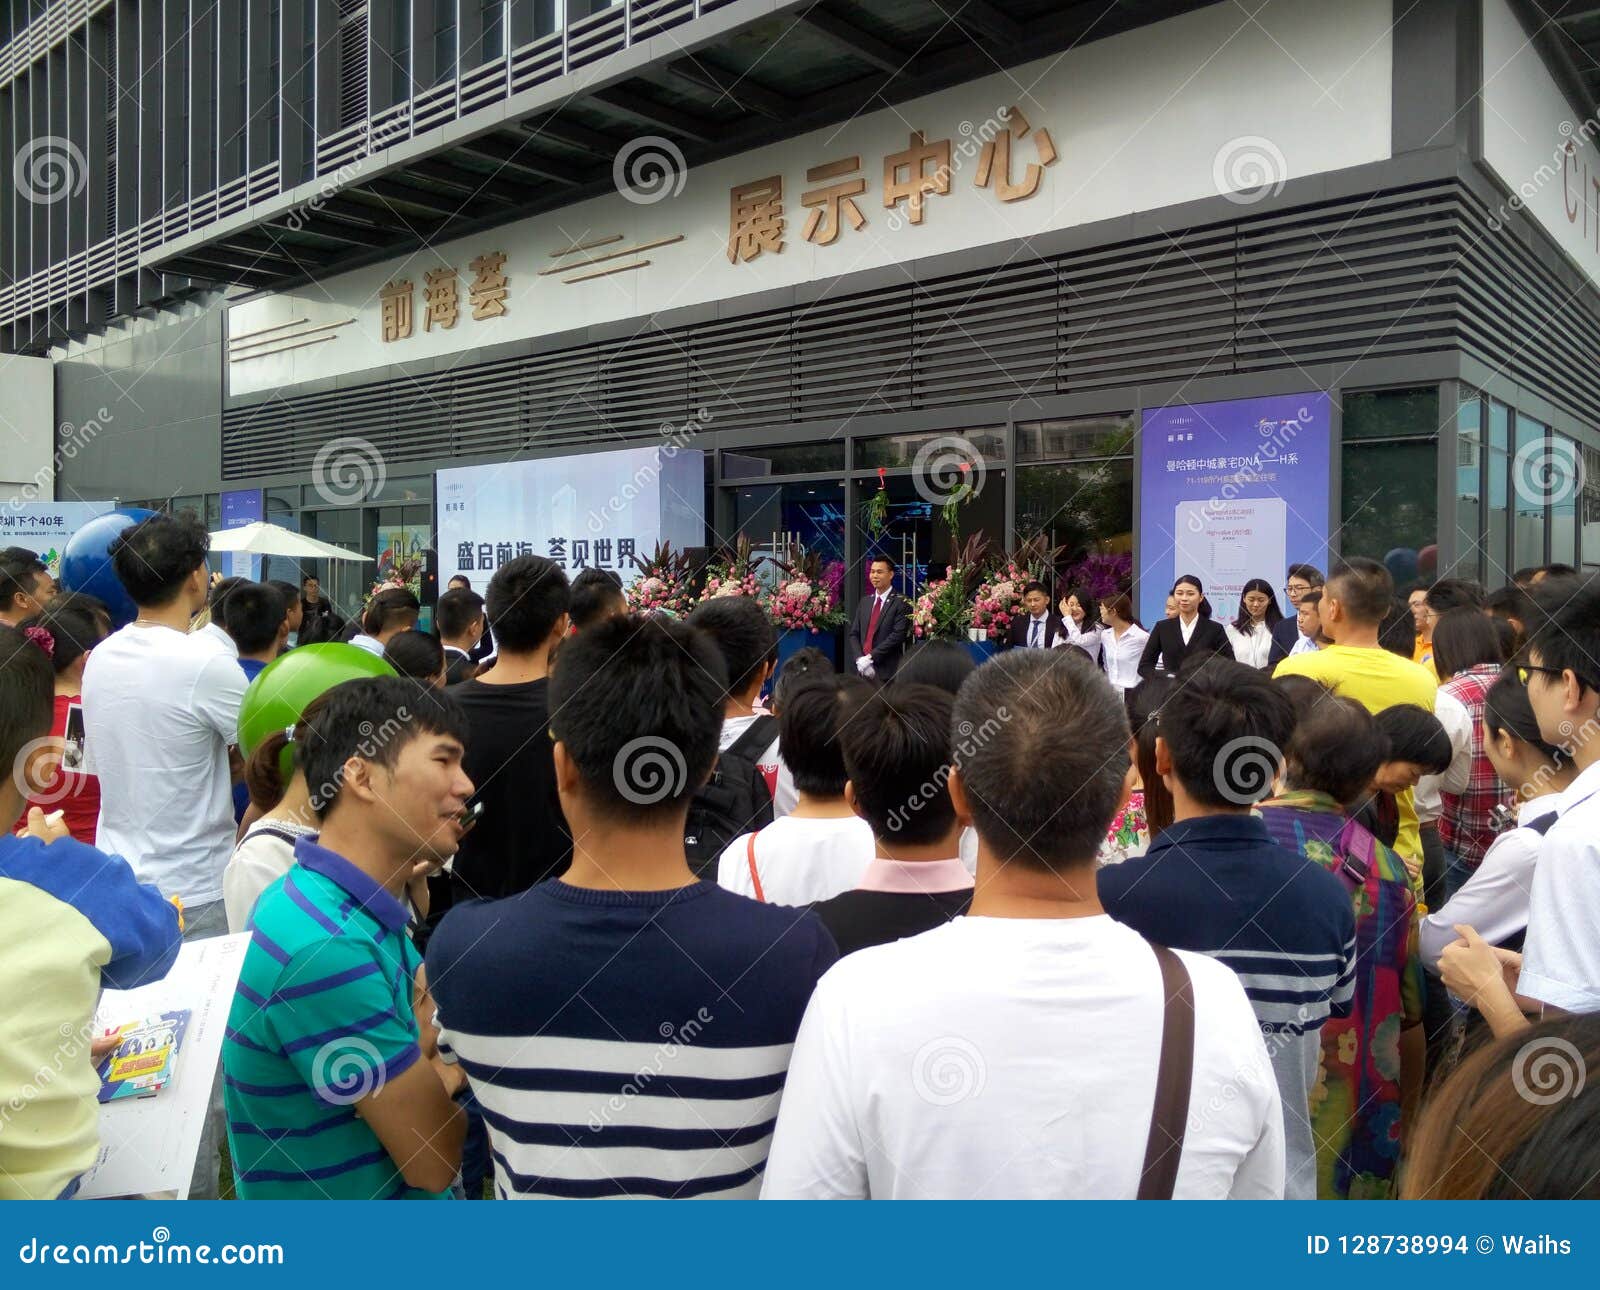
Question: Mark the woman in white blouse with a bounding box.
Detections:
[1054,590,1102,663]
[1095,592,1148,693]
[1223,578,1282,670]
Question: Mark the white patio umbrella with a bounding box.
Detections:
[206,520,374,562]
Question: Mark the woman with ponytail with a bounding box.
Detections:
[14,604,105,843]
[221,697,328,933]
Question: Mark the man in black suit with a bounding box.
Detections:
[1268,563,1323,668]
[437,586,485,685]
[849,555,911,682]
[1005,581,1065,649]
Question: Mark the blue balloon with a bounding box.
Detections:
[60,508,158,628]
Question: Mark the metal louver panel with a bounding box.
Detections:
[337,1,368,129]
[221,180,1600,480]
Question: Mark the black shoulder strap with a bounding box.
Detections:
[1138,943,1195,1200]
[727,715,777,761]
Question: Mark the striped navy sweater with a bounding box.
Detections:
[426,879,837,1199]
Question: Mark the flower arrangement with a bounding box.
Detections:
[764,553,847,633]
[370,556,423,600]
[971,563,1030,642]
[700,535,765,602]
[625,540,696,617]
[1062,551,1133,602]
[911,533,991,640]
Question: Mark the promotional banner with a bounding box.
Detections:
[436,446,706,585]
[220,488,263,580]
[0,501,118,578]
[1138,393,1332,626]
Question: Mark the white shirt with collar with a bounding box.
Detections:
[1289,633,1319,656]
[1178,614,1198,646]
[1519,759,1600,1013]
[1415,688,1473,825]
[1052,617,1099,658]
[1421,791,1561,970]
[349,632,386,658]
[1099,623,1150,691]
[1224,620,1273,669]
[1024,613,1049,648]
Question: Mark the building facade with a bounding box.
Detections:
[9,0,1600,620]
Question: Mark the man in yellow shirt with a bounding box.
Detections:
[1275,558,1437,878]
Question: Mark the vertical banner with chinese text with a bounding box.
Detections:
[1138,394,1332,627]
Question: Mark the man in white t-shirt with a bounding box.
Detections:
[719,675,872,904]
[1512,575,1600,1014]
[762,649,1284,1199]
[82,514,249,940]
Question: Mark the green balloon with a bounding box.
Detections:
[236,643,397,755]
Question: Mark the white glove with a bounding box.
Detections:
[856,655,875,678]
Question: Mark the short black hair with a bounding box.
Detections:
[1374,704,1452,773]
[1284,693,1381,806]
[108,514,210,608]
[778,674,864,799]
[447,574,472,590]
[268,580,301,613]
[952,648,1129,868]
[1525,572,1600,691]
[208,576,246,610]
[222,582,286,655]
[1513,567,1540,586]
[770,647,835,714]
[1159,657,1296,809]
[1021,580,1047,598]
[1544,563,1578,580]
[1286,563,1325,587]
[1378,596,1418,658]
[47,591,112,636]
[1425,577,1486,614]
[868,555,895,571]
[435,586,485,640]
[1483,670,1567,765]
[688,595,778,699]
[298,677,468,819]
[383,629,445,682]
[1430,606,1504,679]
[548,614,727,820]
[839,683,957,845]
[17,604,104,675]
[1298,588,1323,609]
[568,567,626,632]
[894,639,976,696]
[0,624,59,772]
[1486,585,1532,620]
[486,555,569,651]
[361,587,420,636]
[1326,557,1393,625]
[0,550,48,610]
[301,573,320,587]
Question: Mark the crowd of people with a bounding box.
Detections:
[2,520,1598,1201]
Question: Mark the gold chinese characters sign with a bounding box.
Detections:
[727,107,1057,262]
[381,251,510,343]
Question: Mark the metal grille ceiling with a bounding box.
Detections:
[222,179,1600,480]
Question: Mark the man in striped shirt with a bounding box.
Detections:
[427,614,837,1199]
[1099,659,1357,1200]
[222,678,471,1198]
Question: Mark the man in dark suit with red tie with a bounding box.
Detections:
[848,555,911,682]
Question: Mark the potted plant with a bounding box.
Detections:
[700,535,765,602]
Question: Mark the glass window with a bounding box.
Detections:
[1340,441,1437,571]
[1342,387,1440,439]
[1488,402,1509,582]
[731,481,846,578]
[1582,443,1600,570]
[720,442,846,479]
[1551,434,1579,568]
[1016,458,1133,567]
[856,427,1004,469]
[1514,413,1548,572]
[1455,391,1483,583]
[369,474,433,503]
[1016,415,1134,463]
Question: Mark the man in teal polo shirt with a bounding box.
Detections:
[222,678,472,1198]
